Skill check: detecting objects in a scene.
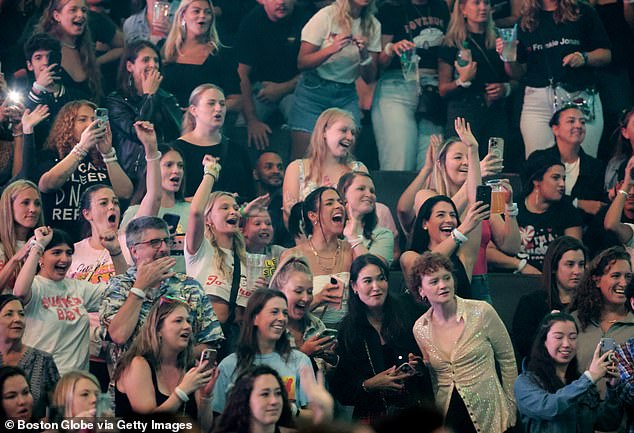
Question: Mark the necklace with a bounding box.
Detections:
[308,238,341,273]
[61,41,76,49]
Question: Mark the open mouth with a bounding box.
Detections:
[180,331,191,340]
[339,140,352,149]
[271,324,285,333]
[107,213,117,224]
[226,217,239,226]
[439,224,454,234]
[293,303,306,317]
[332,210,344,223]
[54,263,69,273]
[615,287,626,295]
[168,176,181,187]
[213,113,223,121]
[71,19,85,30]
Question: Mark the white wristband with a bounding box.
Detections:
[174,386,189,402]
[583,370,598,384]
[130,287,146,300]
[32,82,48,93]
[514,258,528,274]
[383,42,394,56]
[359,56,372,66]
[505,202,519,217]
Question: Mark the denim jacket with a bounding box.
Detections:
[515,371,623,433]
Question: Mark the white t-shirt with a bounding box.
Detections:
[22,276,103,375]
[120,202,191,273]
[67,238,116,284]
[185,239,251,306]
[564,158,580,195]
[301,4,381,83]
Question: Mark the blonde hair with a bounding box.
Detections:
[333,0,379,37]
[444,0,497,49]
[204,191,247,280]
[0,180,44,278]
[306,108,357,185]
[520,0,581,32]
[429,137,463,196]
[181,83,225,133]
[46,100,102,166]
[53,370,100,417]
[37,0,103,101]
[269,254,313,292]
[163,0,222,63]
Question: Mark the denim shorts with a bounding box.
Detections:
[288,71,361,133]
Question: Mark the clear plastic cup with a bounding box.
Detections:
[246,253,266,290]
[400,50,420,82]
[486,180,506,214]
[498,26,517,62]
[152,1,170,37]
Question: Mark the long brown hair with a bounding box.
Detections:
[572,246,632,330]
[113,299,194,382]
[520,0,581,32]
[37,0,103,100]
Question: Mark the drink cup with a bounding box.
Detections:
[498,26,517,62]
[152,1,170,37]
[400,50,420,82]
[486,180,506,214]
[246,253,266,290]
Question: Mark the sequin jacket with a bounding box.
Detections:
[413,297,517,433]
[514,371,622,433]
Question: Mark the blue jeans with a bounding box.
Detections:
[288,71,360,133]
[371,70,443,171]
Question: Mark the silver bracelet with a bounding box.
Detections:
[100,148,116,159]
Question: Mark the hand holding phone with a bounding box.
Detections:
[475,185,492,220]
[199,348,217,372]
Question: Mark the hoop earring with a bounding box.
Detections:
[181,19,187,34]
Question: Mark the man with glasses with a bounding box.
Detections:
[100,216,223,374]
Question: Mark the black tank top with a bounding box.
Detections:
[115,357,198,418]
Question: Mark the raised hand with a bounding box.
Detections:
[21,105,50,134]
[133,256,177,292]
[454,117,478,149]
[34,226,54,248]
[141,68,163,95]
[458,201,489,235]
[202,154,221,179]
[79,120,107,151]
[134,121,158,154]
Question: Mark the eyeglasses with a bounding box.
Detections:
[134,237,174,249]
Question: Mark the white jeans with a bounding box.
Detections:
[520,86,604,158]
[371,70,443,171]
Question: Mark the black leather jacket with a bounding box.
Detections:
[106,89,182,183]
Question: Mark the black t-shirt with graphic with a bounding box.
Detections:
[378,0,449,71]
[38,150,112,242]
[516,2,611,88]
[517,197,583,270]
[237,6,312,83]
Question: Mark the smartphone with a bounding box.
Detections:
[395,362,416,376]
[163,213,180,235]
[475,185,492,219]
[600,337,617,356]
[95,108,109,128]
[320,328,338,339]
[199,348,217,371]
[488,137,504,162]
[48,49,63,75]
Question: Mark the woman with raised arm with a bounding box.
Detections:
[13,227,126,375]
[37,100,133,241]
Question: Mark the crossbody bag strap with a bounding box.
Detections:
[226,247,241,325]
